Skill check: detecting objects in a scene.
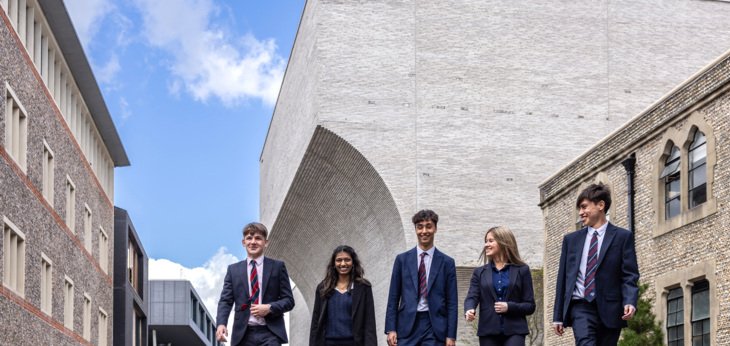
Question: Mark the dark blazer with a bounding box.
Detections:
[309,281,378,346]
[216,257,295,346]
[553,223,639,329]
[385,247,458,341]
[464,263,536,336]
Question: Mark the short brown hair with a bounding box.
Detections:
[576,183,612,213]
[242,222,268,239]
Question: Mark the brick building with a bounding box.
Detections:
[1,0,128,345]
[540,49,730,345]
[261,0,730,343]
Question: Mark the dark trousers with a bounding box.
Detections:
[325,337,356,346]
[238,325,281,346]
[569,300,621,346]
[479,334,525,346]
[399,311,437,346]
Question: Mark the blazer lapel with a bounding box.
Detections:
[428,249,443,291]
[238,261,250,306]
[261,257,272,300]
[596,223,617,268]
[409,248,419,294]
[507,265,518,297]
[482,265,497,301]
[351,283,362,318]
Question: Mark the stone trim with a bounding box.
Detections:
[654,259,717,346]
[652,111,717,237]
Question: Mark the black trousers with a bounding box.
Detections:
[479,334,525,346]
[569,299,621,346]
[238,325,281,346]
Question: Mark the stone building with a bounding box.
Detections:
[261,0,730,343]
[540,49,730,345]
[0,0,128,345]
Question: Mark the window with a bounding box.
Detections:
[84,205,92,251]
[128,240,139,292]
[661,145,681,220]
[40,254,53,315]
[688,130,707,209]
[692,280,710,346]
[133,310,144,346]
[99,227,108,273]
[666,287,683,346]
[63,276,74,329]
[42,141,55,205]
[653,112,717,236]
[83,293,91,340]
[191,293,199,322]
[98,308,108,346]
[65,177,75,233]
[2,217,25,296]
[4,83,28,171]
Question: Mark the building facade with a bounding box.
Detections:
[148,280,222,346]
[0,0,128,345]
[261,0,730,343]
[114,207,149,346]
[540,49,730,345]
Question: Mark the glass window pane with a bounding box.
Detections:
[689,164,707,189]
[693,321,702,335]
[690,184,707,209]
[693,335,702,346]
[703,334,710,346]
[668,288,683,300]
[661,159,681,178]
[689,145,706,169]
[692,289,710,321]
[667,178,681,199]
[667,198,681,219]
[690,131,706,150]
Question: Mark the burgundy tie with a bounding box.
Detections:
[419,253,428,299]
[250,261,259,304]
[584,231,599,301]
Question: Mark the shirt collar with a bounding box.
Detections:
[247,256,264,266]
[417,246,435,258]
[489,261,510,272]
[588,222,608,237]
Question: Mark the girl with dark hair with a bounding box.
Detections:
[464,226,536,346]
[309,245,377,346]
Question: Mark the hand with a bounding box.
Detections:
[622,304,636,320]
[445,337,456,346]
[387,331,398,346]
[494,302,508,314]
[250,304,271,318]
[465,309,476,322]
[216,325,228,342]
[553,323,564,336]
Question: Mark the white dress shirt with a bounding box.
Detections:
[416,246,435,312]
[247,256,266,325]
[573,222,607,299]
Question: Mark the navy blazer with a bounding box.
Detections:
[216,257,295,345]
[464,263,535,336]
[309,281,378,346]
[553,223,639,329]
[385,247,458,341]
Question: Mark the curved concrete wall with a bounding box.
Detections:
[267,126,405,339]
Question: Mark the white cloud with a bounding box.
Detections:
[132,0,285,106]
[96,54,120,85]
[64,0,113,48]
[149,247,239,321]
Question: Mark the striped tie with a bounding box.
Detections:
[249,260,259,304]
[419,253,428,300]
[584,231,599,301]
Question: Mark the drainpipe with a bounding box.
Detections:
[621,154,636,235]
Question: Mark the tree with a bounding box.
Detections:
[618,283,664,346]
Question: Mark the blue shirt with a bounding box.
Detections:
[491,262,510,333]
[325,290,354,339]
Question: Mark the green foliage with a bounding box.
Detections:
[618,283,664,346]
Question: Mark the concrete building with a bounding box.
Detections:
[540,49,730,345]
[114,207,149,346]
[148,280,222,346]
[1,0,128,345]
[261,0,730,343]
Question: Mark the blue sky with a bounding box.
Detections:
[64,0,305,316]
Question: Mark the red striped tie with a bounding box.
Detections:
[419,253,428,299]
[584,231,599,301]
[250,261,259,304]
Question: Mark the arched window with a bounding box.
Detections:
[688,130,707,209]
[661,145,681,219]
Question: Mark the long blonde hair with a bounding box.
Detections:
[479,226,526,266]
